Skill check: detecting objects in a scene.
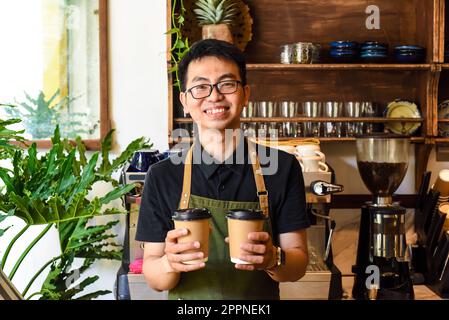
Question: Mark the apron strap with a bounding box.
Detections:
[179,146,193,209]
[247,141,269,218]
[179,138,269,217]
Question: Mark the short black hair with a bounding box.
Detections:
[178,39,247,92]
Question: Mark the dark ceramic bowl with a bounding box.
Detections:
[394,52,425,63]
[329,41,359,49]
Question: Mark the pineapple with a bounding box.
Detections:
[194,0,238,26]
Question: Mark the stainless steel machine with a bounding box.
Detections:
[352,134,414,300]
[280,172,343,300]
[115,150,169,300]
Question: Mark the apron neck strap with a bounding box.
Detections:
[179,146,193,209]
[179,139,269,217]
[247,140,269,217]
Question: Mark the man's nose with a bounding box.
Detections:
[207,85,224,101]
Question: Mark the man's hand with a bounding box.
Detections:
[226,231,276,271]
[164,228,206,273]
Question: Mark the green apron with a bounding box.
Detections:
[168,140,279,300]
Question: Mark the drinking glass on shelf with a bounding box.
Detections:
[303,101,322,137]
[268,122,280,139]
[280,101,299,137]
[258,122,268,138]
[258,101,278,118]
[344,101,362,137]
[242,101,258,118]
[323,101,343,137]
[363,102,377,134]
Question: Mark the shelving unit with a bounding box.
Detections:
[167,0,448,190]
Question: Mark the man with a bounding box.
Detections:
[136,39,309,300]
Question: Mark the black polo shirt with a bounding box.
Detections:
[135,139,310,243]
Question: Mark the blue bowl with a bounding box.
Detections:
[361,41,388,50]
[329,41,359,49]
[360,51,388,63]
[329,51,358,63]
[361,48,388,54]
[394,45,425,51]
[330,49,358,55]
[394,52,425,63]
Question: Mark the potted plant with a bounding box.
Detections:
[194,0,238,43]
[0,121,150,299]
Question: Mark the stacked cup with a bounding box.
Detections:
[432,169,449,213]
[295,144,328,172]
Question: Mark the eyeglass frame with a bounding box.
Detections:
[184,80,243,99]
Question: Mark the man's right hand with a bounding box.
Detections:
[163,228,206,273]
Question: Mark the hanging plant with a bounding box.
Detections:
[167,0,191,89]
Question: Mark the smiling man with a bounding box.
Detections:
[136,39,309,300]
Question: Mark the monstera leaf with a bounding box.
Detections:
[0,211,13,238]
[32,218,122,300]
[38,254,110,300]
[0,125,150,300]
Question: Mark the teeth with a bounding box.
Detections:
[206,108,226,115]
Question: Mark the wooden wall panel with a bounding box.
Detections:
[244,0,432,63]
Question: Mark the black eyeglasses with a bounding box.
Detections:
[185,80,242,99]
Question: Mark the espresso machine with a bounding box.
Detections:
[352,134,414,300]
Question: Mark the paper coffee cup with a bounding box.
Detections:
[226,209,266,264]
[432,169,449,197]
[172,208,212,264]
[439,202,449,232]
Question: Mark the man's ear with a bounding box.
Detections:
[179,91,190,115]
[243,85,251,106]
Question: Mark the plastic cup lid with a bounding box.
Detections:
[226,209,266,220]
[172,208,212,221]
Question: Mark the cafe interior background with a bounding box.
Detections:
[1,0,449,300]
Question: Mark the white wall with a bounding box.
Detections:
[110,0,169,153]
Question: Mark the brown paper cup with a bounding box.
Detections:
[226,209,266,264]
[172,208,212,265]
[432,169,449,197]
[174,219,210,264]
[439,202,449,232]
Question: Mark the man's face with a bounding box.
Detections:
[180,56,250,133]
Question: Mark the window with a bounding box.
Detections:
[0,0,109,149]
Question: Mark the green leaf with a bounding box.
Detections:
[99,184,135,205]
[57,149,77,194]
[165,27,180,35]
[0,168,15,192]
[100,130,114,173]
[51,125,61,146]
[75,137,87,166]
[68,153,99,204]
[27,143,37,175]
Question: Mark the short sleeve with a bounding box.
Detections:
[275,155,310,234]
[135,168,174,242]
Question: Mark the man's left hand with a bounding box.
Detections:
[235,231,276,271]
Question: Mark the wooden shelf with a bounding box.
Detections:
[438,119,449,122]
[174,117,423,123]
[169,136,426,144]
[247,63,432,71]
[167,0,444,191]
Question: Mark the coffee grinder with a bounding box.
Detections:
[352,134,414,300]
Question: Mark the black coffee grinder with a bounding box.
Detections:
[352,134,414,300]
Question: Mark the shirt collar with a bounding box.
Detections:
[192,134,248,179]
